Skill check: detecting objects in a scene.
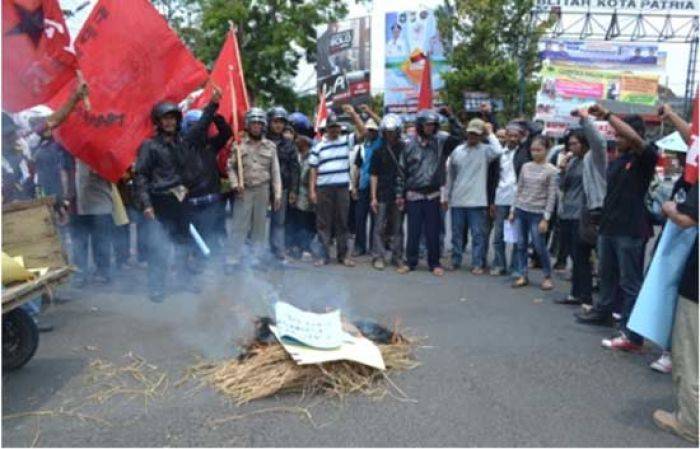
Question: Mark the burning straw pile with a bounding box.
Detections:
[184,319,420,405]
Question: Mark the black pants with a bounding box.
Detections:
[288,207,316,253]
[190,199,224,255]
[567,220,593,304]
[406,198,441,270]
[558,218,577,268]
[148,194,192,294]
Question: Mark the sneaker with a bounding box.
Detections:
[612,312,622,322]
[580,303,594,313]
[650,352,672,374]
[575,309,614,326]
[653,409,698,443]
[301,251,313,262]
[445,262,459,272]
[471,267,485,275]
[601,332,643,351]
[489,267,505,276]
[540,278,554,291]
[372,259,385,271]
[554,295,581,305]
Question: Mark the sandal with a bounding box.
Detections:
[396,265,411,274]
[342,258,356,267]
[432,267,445,277]
[313,259,328,267]
[541,278,554,291]
[511,277,529,288]
[471,267,485,275]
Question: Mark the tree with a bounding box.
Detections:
[193,0,348,109]
[436,0,553,120]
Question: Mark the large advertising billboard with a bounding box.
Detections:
[316,17,371,112]
[384,9,450,114]
[535,40,664,136]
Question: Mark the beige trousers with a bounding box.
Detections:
[672,296,699,441]
[228,184,269,263]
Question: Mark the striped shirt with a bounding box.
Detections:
[512,161,558,220]
[309,134,355,187]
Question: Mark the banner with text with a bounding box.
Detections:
[316,17,371,112]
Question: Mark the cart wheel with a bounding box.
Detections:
[2,308,39,371]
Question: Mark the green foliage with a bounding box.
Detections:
[167,0,347,110]
[436,0,552,119]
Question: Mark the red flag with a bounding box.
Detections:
[194,25,249,138]
[684,89,699,184]
[314,85,328,139]
[2,0,77,112]
[51,0,208,182]
[415,53,433,111]
[193,25,250,176]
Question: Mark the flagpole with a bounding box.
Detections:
[228,21,244,191]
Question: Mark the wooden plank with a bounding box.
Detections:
[2,199,67,268]
[2,197,55,213]
[2,267,73,313]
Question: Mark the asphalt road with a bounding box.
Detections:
[2,256,692,447]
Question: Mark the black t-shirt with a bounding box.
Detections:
[600,143,659,237]
[676,181,698,302]
[370,140,404,203]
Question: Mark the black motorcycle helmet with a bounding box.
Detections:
[267,106,289,123]
[151,102,182,127]
[415,109,440,137]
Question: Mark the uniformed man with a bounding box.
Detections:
[226,107,282,268]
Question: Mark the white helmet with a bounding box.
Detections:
[380,113,403,132]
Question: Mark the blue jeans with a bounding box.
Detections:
[492,205,516,273]
[594,234,645,344]
[514,208,552,278]
[450,207,487,268]
[406,198,441,270]
[270,189,288,257]
[354,188,374,254]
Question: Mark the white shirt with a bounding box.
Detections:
[495,145,518,206]
[386,39,407,58]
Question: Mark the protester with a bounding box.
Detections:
[575,106,659,352]
[1,113,33,203]
[653,181,698,443]
[509,136,558,290]
[490,124,522,276]
[370,113,406,270]
[134,97,218,301]
[395,109,460,276]
[443,118,504,273]
[267,106,300,261]
[552,127,589,305]
[287,133,316,260]
[182,95,232,258]
[226,107,282,268]
[352,116,382,257]
[309,106,366,267]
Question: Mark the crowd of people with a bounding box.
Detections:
[1,81,697,442]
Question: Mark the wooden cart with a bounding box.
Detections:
[2,198,73,370]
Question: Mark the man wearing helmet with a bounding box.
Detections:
[134,88,222,302]
[266,106,300,261]
[369,112,406,270]
[395,108,462,276]
[226,107,282,268]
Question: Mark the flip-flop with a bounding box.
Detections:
[432,267,445,277]
[396,265,411,274]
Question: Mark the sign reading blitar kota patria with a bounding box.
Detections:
[316,17,371,113]
[535,0,698,11]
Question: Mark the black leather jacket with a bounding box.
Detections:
[267,132,300,194]
[396,129,462,197]
[134,101,220,209]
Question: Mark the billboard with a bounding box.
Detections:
[316,17,371,112]
[384,9,450,114]
[535,40,663,136]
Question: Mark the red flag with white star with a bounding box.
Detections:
[2,0,77,112]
